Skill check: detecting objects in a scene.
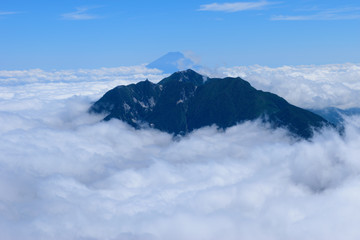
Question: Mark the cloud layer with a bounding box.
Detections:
[213,63,360,109]
[0,65,164,85]
[3,63,360,110]
[1,65,360,239]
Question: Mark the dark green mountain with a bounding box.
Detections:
[90,69,331,138]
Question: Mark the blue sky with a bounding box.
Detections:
[0,0,359,70]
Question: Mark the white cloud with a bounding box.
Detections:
[61,7,102,20]
[0,65,166,123]
[0,64,165,86]
[212,63,360,109]
[272,8,360,21]
[1,92,360,239]
[199,1,277,12]
[2,63,360,110]
[1,66,360,239]
[183,51,201,65]
[0,64,360,240]
[0,11,18,15]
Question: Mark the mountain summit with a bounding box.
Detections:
[90,69,331,138]
[146,52,200,73]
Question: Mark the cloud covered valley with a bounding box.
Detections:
[1,64,360,239]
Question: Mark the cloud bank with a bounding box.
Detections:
[213,63,360,109]
[0,65,164,85]
[3,63,360,110]
[1,65,360,239]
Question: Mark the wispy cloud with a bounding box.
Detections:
[61,7,101,20]
[198,1,278,13]
[272,7,360,21]
[0,11,18,16]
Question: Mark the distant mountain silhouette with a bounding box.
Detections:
[309,107,360,125]
[90,69,331,138]
[146,52,200,73]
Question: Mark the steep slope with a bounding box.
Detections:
[90,69,330,138]
[90,80,161,128]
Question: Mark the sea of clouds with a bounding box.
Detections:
[218,63,360,109]
[1,63,360,240]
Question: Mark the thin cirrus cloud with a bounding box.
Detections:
[272,7,360,21]
[61,7,101,20]
[0,11,18,16]
[198,1,278,12]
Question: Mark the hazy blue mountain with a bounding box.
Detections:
[146,52,200,73]
[90,69,331,139]
[309,107,360,125]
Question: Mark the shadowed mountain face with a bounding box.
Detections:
[90,69,330,138]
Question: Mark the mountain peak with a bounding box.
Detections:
[90,70,332,139]
[159,69,206,86]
